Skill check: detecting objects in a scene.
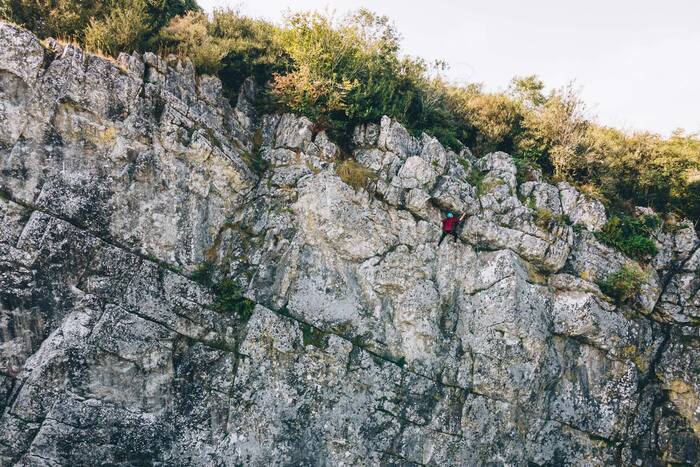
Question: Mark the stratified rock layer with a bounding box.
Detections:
[1,22,699,466]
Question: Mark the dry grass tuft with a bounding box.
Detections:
[336,159,377,191]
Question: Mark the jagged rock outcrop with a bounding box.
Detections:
[1,22,699,465]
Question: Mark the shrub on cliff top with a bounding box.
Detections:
[83,0,150,55]
[157,9,289,96]
[4,3,700,225]
[3,0,196,48]
[269,9,436,138]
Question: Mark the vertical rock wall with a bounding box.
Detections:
[1,22,699,466]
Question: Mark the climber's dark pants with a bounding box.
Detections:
[438,230,459,246]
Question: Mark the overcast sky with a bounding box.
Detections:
[199,0,699,137]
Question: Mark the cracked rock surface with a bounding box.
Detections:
[1,23,700,465]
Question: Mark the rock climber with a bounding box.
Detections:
[438,211,466,246]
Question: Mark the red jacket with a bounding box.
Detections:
[442,216,460,232]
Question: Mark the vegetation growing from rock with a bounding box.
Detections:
[191,260,216,287]
[157,9,288,95]
[597,264,648,304]
[336,158,378,191]
[466,168,486,195]
[2,3,699,223]
[596,214,660,261]
[192,261,255,320]
[533,207,554,228]
[212,278,256,320]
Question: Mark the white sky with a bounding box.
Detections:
[200,0,700,137]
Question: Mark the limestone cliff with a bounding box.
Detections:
[1,22,699,466]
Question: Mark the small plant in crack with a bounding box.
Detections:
[301,322,328,349]
[466,168,485,194]
[336,158,378,191]
[597,264,648,304]
[212,278,256,321]
[241,128,270,175]
[596,214,659,261]
[192,261,255,321]
[191,261,216,287]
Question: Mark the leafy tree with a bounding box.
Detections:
[509,75,547,109]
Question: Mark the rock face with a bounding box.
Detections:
[1,23,700,466]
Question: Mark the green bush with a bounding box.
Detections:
[268,9,438,138]
[190,260,215,287]
[157,9,288,95]
[597,265,648,303]
[300,322,327,349]
[596,215,659,260]
[158,11,229,74]
[555,213,572,225]
[271,64,355,123]
[191,262,254,320]
[4,0,103,39]
[466,168,485,194]
[533,207,554,228]
[442,83,523,154]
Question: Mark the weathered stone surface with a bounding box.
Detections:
[378,115,421,157]
[520,180,563,215]
[558,181,607,232]
[0,23,256,272]
[655,264,700,325]
[2,22,700,466]
[476,151,518,191]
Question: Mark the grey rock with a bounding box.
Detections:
[274,113,313,150]
[351,122,380,147]
[652,220,699,272]
[558,181,607,231]
[419,133,448,175]
[394,155,437,190]
[1,23,700,466]
[313,130,339,160]
[475,151,518,191]
[378,115,420,157]
[520,181,563,215]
